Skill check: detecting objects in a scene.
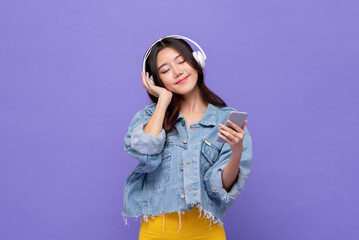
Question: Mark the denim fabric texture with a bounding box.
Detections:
[122,102,253,227]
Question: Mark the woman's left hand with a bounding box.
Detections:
[217,120,248,158]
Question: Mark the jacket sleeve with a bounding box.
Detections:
[123,105,166,173]
[204,126,253,204]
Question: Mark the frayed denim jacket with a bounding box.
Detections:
[122,102,253,228]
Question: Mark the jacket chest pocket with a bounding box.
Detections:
[146,145,172,190]
[201,139,220,169]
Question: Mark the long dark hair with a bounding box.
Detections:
[144,37,227,135]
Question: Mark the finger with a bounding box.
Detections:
[226,120,243,133]
[218,128,236,142]
[143,71,151,87]
[241,120,248,129]
[141,71,147,86]
[217,132,231,143]
[142,71,150,90]
[219,122,243,137]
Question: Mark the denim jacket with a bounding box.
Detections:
[122,102,253,228]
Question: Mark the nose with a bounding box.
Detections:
[172,64,183,79]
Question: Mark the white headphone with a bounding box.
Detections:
[142,35,207,84]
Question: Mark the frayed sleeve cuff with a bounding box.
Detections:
[130,123,166,155]
[209,165,248,204]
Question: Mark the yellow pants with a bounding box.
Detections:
[138,207,226,240]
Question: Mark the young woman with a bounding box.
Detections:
[122,35,253,240]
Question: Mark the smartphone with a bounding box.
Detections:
[216,111,248,143]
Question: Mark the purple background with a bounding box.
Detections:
[1,0,358,239]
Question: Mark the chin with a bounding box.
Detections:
[173,82,197,96]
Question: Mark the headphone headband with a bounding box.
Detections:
[142,35,207,73]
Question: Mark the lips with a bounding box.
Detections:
[176,76,189,84]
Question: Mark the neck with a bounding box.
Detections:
[179,85,208,115]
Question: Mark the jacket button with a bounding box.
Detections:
[183,139,187,144]
[180,165,184,171]
[181,120,185,126]
[180,193,185,199]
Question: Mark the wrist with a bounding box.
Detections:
[158,95,172,106]
[158,95,171,107]
[231,150,242,161]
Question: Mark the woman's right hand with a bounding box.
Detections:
[142,71,173,104]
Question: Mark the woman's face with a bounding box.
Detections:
[156,47,199,95]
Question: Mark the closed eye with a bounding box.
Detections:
[160,60,186,74]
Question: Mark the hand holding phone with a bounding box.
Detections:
[216,111,248,143]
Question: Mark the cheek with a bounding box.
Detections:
[188,67,198,78]
[159,77,172,89]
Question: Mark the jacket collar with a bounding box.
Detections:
[145,102,218,127]
[178,103,217,127]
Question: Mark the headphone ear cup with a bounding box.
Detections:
[192,51,205,69]
[149,75,155,85]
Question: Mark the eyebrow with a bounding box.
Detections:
[157,54,182,71]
